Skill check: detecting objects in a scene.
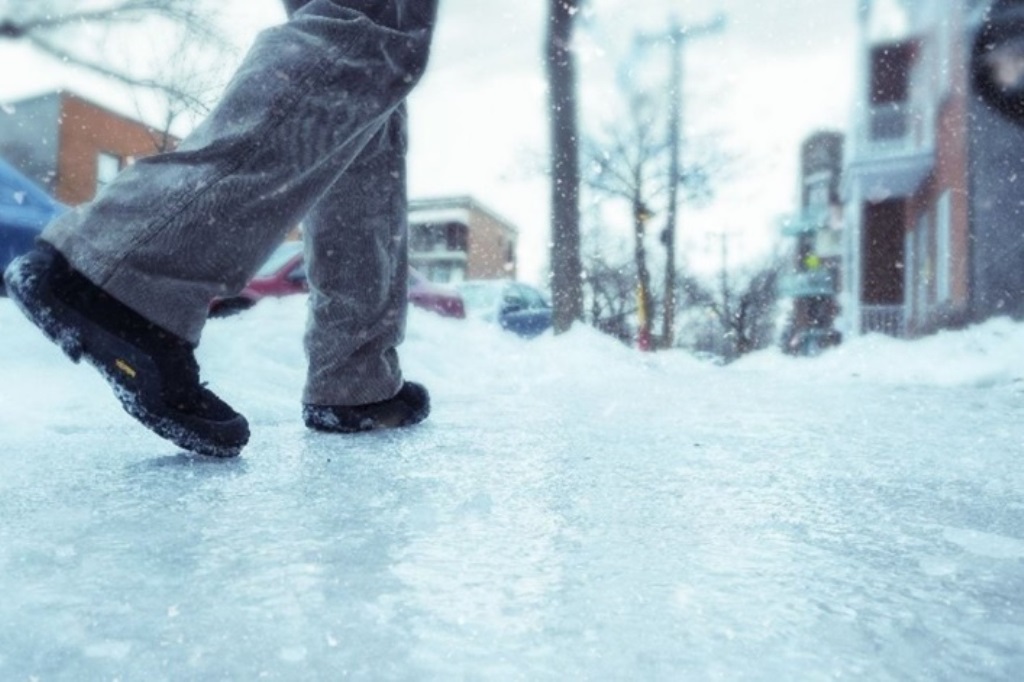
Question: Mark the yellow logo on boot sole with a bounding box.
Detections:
[115,359,137,379]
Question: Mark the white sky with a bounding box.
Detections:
[0,0,858,284]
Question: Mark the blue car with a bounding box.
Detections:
[0,158,65,292]
[456,280,552,339]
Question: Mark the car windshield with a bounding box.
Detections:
[515,284,549,309]
[456,282,503,313]
[256,241,303,277]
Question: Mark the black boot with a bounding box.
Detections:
[4,244,249,457]
[303,381,430,433]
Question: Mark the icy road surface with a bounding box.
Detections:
[2,296,1024,680]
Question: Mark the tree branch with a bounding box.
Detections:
[26,31,211,113]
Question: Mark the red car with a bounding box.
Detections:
[209,241,465,319]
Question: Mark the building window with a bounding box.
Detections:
[936,190,951,303]
[96,152,121,191]
[870,42,914,106]
[447,222,468,252]
[868,41,915,142]
[410,221,468,254]
[411,223,442,252]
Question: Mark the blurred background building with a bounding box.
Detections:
[843,0,1024,338]
[780,131,844,354]
[408,195,518,284]
[0,91,178,206]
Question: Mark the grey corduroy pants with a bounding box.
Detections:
[41,0,438,406]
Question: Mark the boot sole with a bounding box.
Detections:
[304,409,428,433]
[303,383,430,433]
[5,253,247,457]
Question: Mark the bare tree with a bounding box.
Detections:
[133,25,234,152]
[0,0,228,115]
[686,243,781,361]
[546,0,584,334]
[584,255,642,346]
[581,67,736,351]
[584,89,669,349]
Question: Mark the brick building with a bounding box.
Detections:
[408,195,518,283]
[0,91,177,206]
[843,0,1024,337]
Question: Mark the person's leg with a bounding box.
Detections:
[299,105,430,432]
[42,0,438,346]
[280,0,427,428]
[302,107,409,407]
[285,0,425,422]
[5,0,438,454]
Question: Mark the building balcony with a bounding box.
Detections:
[409,249,470,284]
[846,102,935,197]
[868,102,913,143]
[409,248,468,264]
[779,270,836,298]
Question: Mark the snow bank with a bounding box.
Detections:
[734,317,1024,387]
[3,293,1024,446]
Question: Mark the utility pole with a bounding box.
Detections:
[641,13,725,349]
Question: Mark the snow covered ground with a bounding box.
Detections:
[2,294,1024,680]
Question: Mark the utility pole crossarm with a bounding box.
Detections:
[635,13,726,49]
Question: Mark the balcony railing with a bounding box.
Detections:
[861,305,906,337]
[409,249,468,264]
[870,103,910,140]
[856,102,930,159]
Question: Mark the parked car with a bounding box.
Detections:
[209,241,465,319]
[455,279,552,338]
[406,266,466,319]
[0,158,65,293]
